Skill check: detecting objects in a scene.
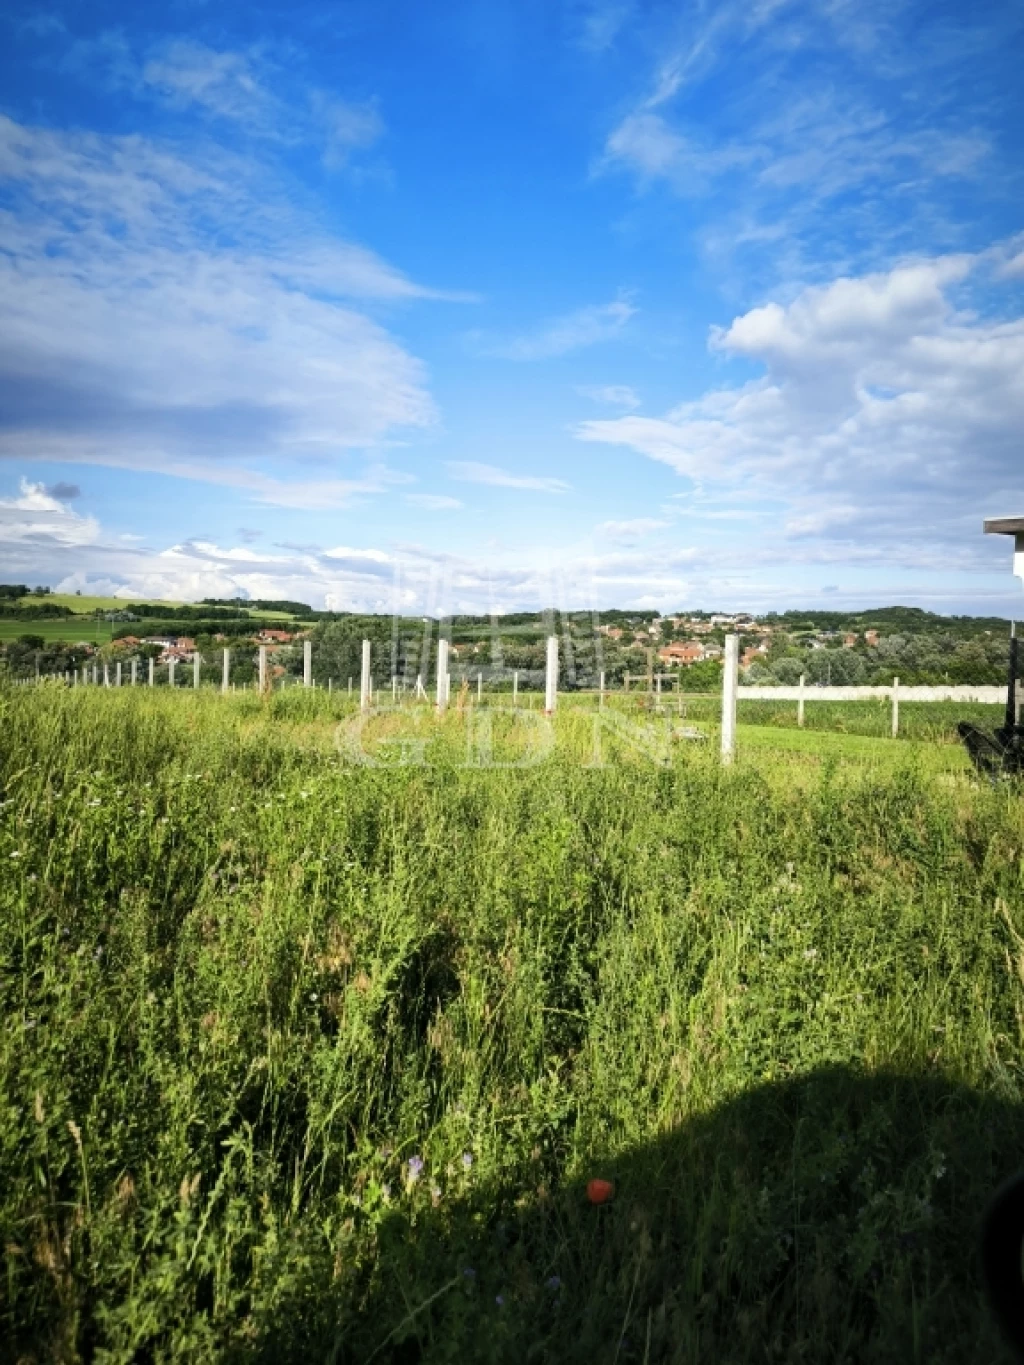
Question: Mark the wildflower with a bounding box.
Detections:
[586,1178,615,1205]
[803,948,818,961]
[88,799,101,808]
[462,1267,476,1279]
[407,1155,424,1182]
[546,1275,561,1291]
[309,992,318,1002]
[431,1184,442,1205]
[462,1151,474,1170]
[495,1295,504,1307]
[9,850,20,859]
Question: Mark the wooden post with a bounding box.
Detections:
[115,661,122,687]
[360,639,372,713]
[544,636,558,715]
[797,673,805,727]
[436,639,449,712]
[721,634,739,765]
[258,646,268,695]
[599,670,605,709]
[303,639,312,688]
[148,657,155,687]
[222,648,230,693]
[194,652,201,689]
[891,676,899,737]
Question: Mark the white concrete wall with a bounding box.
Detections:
[738,684,1005,703]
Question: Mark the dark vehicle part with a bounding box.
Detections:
[958,627,1024,778]
[981,1171,1024,1361]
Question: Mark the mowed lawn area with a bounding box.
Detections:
[0,618,113,644]
[2,685,1023,1363]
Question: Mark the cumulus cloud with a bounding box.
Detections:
[0,479,99,547]
[0,115,464,504]
[576,251,1024,557]
[446,461,570,492]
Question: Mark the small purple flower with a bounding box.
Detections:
[407,1155,424,1182]
[546,1275,561,1291]
[495,1295,504,1307]
[462,1267,476,1279]
[461,1151,473,1170]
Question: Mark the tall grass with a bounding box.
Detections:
[1,685,1023,1362]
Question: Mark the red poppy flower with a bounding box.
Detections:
[587,1178,615,1205]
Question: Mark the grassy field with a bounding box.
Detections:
[16,594,187,614]
[0,619,114,645]
[2,686,1023,1363]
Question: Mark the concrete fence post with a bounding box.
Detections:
[721,633,739,765]
[222,648,230,693]
[436,639,449,713]
[92,664,98,685]
[892,676,899,737]
[103,663,111,688]
[115,661,122,687]
[513,671,518,706]
[303,639,312,688]
[360,639,372,713]
[798,673,806,727]
[130,658,137,686]
[258,646,268,695]
[169,658,177,689]
[193,652,201,689]
[363,636,374,709]
[477,672,483,702]
[599,670,605,709]
[544,636,558,715]
[148,657,155,687]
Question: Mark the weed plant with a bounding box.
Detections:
[1,685,1023,1363]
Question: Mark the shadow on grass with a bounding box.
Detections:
[253,1066,1024,1365]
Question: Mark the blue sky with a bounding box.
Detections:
[1,0,1023,614]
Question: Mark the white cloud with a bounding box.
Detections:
[478,299,635,361]
[446,461,570,492]
[405,494,463,510]
[595,518,670,540]
[598,3,1000,284]
[0,115,465,504]
[0,479,99,546]
[576,251,1024,554]
[141,41,274,125]
[576,384,641,410]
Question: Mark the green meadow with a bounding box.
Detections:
[2,685,1023,1362]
